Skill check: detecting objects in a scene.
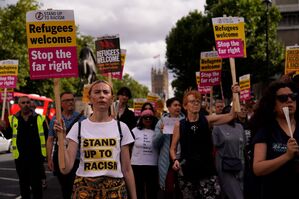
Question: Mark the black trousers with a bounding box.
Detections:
[132,165,159,199]
[53,149,80,199]
[15,158,43,199]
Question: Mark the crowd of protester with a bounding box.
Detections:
[3,75,299,199]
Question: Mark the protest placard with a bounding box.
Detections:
[212,17,246,58]
[212,17,245,112]
[0,60,18,88]
[162,117,179,134]
[26,10,78,79]
[239,74,251,101]
[285,45,299,75]
[133,98,147,116]
[0,88,13,102]
[102,49,126,79]
[199,51,222,86]
[95,35,121,74]
[0,60,18,119]
[26,9,79,168]
[196,72,211,94]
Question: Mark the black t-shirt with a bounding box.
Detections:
[118,107,136,130]
[179,114,216,181]
[253,121,299,199]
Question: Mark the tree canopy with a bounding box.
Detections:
[166,0,283,98]
[0,0,149,99]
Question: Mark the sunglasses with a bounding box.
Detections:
[20,101,31,104]
[276,93,298,103]
[143,116,153,120]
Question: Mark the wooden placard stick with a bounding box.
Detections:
[6,101,10,116]
[229,58,240,112]
[54,78,65,169]
[107,73,115,117]
[210,86,213,115]
[1,88,7,120]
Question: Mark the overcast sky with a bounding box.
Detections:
[2,0,205,97]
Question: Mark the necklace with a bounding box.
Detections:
[190,124,199,133]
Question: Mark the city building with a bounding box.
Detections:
[274,0,299,45]
[151,67,169,100]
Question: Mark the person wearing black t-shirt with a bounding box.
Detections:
[170,85,239,199]
[251,81,299,199]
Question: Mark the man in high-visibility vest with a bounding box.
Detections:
[2,95,48,199]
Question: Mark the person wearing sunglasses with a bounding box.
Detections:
[1,96,48,199]
[250,81,299,199]
[131,109,159,199]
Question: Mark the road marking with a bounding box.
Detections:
[15,196,21,199]
[0,192,17,197]
[0,168,15,171]
[0,167,51,173]
[0,177,19,182]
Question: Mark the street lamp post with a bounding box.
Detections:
[263,0,272,77]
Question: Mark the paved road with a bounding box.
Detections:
[0,153,165,199]
[0,153,63,199]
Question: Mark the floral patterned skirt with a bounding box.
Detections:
[72,176,127,199]
[178,174,221,199]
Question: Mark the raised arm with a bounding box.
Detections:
[206,84,239,126]
[206,108,235,126]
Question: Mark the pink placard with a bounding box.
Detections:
[199,70,221,86]
[240,89,251,101]
[0,76,17,88]
[29,46,78,79]
[102,67,124,79]
[0,91,13,102]
[216,39,244,58]
[198,85,211,94]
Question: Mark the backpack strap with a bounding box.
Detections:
[78,121,81,151]
[66,111,84,134]
[117,119,123,144]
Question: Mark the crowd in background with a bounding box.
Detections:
[2,74,299,199]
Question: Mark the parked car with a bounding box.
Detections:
[0,132,11,153]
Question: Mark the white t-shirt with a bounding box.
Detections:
[67,118,134,178]
[131,127,158,166]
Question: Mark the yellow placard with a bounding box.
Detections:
[239,74,250,90]
[26,21,76,48]
[213,24,240,40]
[285,46,299,74]
[196,72,200,85]
[212,17,246,58]
[0,63,18,76]
[200,57,222,72]
[147,94,159,103]
[82,84,91,103]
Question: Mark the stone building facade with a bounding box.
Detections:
[151,67,169,100]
